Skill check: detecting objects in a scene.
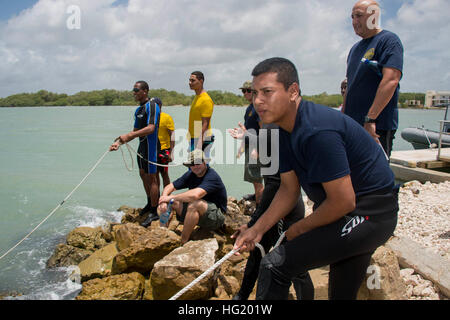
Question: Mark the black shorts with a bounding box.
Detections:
[137,140,157,174]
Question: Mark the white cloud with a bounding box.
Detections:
[0,0,449,98]
[385,0,450,92]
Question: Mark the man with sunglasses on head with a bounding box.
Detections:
[110,81,161,227]
[157,149,227,244]
[188,71,215,158]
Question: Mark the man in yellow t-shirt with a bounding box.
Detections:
[152,98,175,188]
[188,71,215,157]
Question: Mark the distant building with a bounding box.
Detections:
[425,90,450,107]
[405,100,422,107]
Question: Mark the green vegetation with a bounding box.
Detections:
[397,92,425,108]
[0,89,246,107]
[303,92,343,108]
[302,92,426,109]
[0,89,426,109]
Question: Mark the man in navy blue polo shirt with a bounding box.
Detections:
[233,57,399,300]
[158,150,227,244]
[343,0,403,157]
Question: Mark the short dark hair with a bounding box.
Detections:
[135,80,149,91]
[191,71,204,82]
[251,57,301,94]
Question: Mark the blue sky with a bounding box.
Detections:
[0,0,36,20]
[0,0,448,97]
[0,0,129,20]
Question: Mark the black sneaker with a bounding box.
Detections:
[140,212,159,228]
[139,203,152,216]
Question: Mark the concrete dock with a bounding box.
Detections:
[390,148,450,183]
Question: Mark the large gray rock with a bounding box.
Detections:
[150,238,219,300]
[111,227,180,274]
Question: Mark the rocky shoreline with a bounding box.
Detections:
[4,181,449,300]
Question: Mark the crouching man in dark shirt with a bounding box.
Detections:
[158,150,227,244]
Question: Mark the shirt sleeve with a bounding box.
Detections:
[279,130,294,174]
[200,98,214,118]
[172,171,190,190]
[378,34,403,74]
[167,115,175,131]
[303,131,350,183]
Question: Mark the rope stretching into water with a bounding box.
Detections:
[0,149,111,262]
[0,138,187,261]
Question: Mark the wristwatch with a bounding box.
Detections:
[364,116,377,124]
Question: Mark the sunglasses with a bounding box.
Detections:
[242,89,252,94]
[132,88,142,93]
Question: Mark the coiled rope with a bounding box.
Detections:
[117,137,182,171]
[169,231,286,300]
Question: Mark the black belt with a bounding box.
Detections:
[350,186,399,217]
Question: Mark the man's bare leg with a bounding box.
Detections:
[181,200,208,244]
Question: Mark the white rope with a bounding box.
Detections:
[0,149,111,262]
[421,126,437,149]
[255,231,286,258]
[118,141,136,172]
[273,231,286,250]
[169,231,287,300]
[169,247,241,300]
[118,137,182,170]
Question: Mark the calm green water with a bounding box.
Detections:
[0,105,446,299]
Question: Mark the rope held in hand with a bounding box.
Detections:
[169,231,286,300]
